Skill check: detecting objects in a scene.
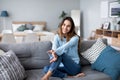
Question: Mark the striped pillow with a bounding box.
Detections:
[0,50,25,80]
[81,38,107,64]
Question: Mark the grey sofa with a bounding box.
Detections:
[0,39,119,80]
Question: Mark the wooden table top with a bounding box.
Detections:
[0,32,46,38]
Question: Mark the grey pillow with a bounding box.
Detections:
[0,41,52,70]
[25,24,34,30]
[0,50,25,80]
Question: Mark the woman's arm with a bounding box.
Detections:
[55,36,79,56]
[52,35,60,50]
[47,35,59,63]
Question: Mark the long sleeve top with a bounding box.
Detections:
[52,34,80,64]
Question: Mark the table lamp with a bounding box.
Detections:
[0,10,9,30]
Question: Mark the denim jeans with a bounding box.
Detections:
[43,53,81,78]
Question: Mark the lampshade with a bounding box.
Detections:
[1,11,9,17]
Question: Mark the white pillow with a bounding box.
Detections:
[33,25,44,32]
[0,50,26,80]
[0,49,5,55]
[81,38,107,64]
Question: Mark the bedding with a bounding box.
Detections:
[12,21,46,32]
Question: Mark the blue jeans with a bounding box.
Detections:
[43,53,81,78]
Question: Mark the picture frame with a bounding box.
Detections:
[109,1,120,17]
[103,22,110,29]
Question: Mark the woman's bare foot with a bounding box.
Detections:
[68,73,85,78]
[74,73,85,78]
[41,75,48,80]
[41,71,52,80]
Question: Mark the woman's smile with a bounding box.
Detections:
[62,20,71,34]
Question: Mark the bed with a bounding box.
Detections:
[12,21,46,32]
[11,21,55,43]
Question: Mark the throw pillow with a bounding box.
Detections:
[0,49,5,55]
[33,25,44,32]
[12,24,24,32]
[0,50,25,80]
[81,38,107,64]
[17,24,27,31]
[25,24,34,30]
[91,46,120,80]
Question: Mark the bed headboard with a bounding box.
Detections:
[12,21,46,32]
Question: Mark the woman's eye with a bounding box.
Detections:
[67,25,71,28]
[63,24,66,26]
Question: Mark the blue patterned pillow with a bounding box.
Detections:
[92,46,120,80]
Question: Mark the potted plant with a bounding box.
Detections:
[59,11,67,19]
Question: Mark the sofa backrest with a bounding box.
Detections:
[0,39,107,69]
[79,38,108,66]
[0,41,52,70]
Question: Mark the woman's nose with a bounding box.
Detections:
[64,26,67,29]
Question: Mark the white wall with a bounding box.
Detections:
[80,0,101,39]
[80,0,120,39]
[0,0,80,32]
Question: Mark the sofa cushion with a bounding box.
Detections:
[92,46,120,80]
[0,50,25,80]
[0,41,52,70]
[81,38,107,64]
[25,69,62,80]
[63,66,111,80]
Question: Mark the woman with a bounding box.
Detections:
[41,17,85,80]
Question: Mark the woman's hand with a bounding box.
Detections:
[47,50,54,54]
[48,50,58,63]
[50,52,58,63]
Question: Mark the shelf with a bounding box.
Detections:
[96,29,120,38]
[95,29,120,47]
[112,32,120,38]
[104,30,112,37]
[96,29,103,35]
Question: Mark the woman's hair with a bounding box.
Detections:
[58,16,77,41]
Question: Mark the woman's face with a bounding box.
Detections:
[62,20,71,34]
